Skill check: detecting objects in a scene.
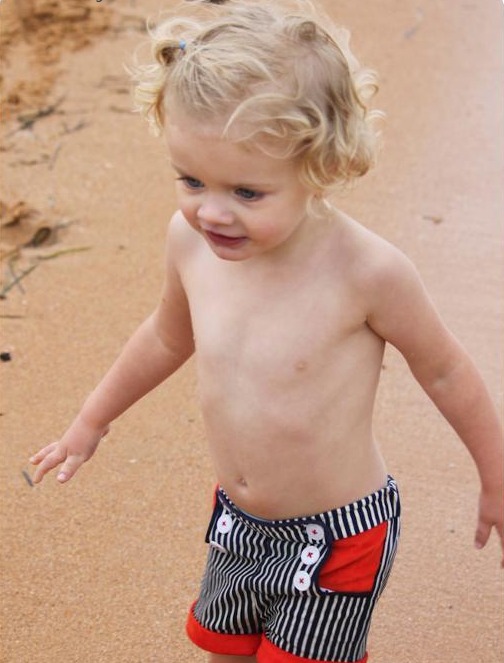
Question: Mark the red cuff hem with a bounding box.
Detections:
[186,602,261,656]
[257,638,368,663]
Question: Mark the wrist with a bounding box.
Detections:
[479,465,504,495]
[75,406,111,437]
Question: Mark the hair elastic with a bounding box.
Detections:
[179,39,187,52]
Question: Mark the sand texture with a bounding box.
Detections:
[1,1,503,661]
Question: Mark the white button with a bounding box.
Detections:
[301,545,320,566]
[305,524,325,542]
[293,570,311,591]
[217,512,234,534]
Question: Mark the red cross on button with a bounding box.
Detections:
[216,512,234,534]
[305,523,325,542]
[301,545,321,565]
[293,570,311,591]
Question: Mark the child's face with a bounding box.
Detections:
[166,113,316,262]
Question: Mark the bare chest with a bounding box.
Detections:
[185,262,365,381]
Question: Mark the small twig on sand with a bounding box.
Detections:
[8,260,26,294]
[48,143,63,171]
[61,120,88,135]
[0,264,38,299]
[37,246,92,261]
[6,96,66,137]
[22,470,34,488]
[0,247,92,298]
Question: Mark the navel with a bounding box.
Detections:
[295,360,307,372]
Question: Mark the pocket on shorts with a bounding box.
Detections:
[318,521,388,594]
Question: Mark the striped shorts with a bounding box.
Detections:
[187,476,401,662]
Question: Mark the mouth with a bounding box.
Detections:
[205,230,248,248]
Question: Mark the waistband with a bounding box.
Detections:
[217,475,400,543]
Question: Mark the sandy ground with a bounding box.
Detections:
[1,1,503,661]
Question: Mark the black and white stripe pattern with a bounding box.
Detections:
[193,476,401,661]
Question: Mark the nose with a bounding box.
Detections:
[197,194,234,226]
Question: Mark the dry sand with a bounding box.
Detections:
[1,1,503,661]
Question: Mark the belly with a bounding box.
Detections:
[197,368,387,520]
[193,320,386,518]
[210,433,388,520]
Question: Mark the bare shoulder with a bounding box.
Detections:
[167,210,198,250]
[329,209,442,351]
[331,212,460,377]
[165,210,203,269]
[332,209,418,295]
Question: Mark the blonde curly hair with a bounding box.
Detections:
[131,0,383,192]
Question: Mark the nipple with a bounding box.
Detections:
[295,360,307,372]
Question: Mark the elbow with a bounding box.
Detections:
[415,353,481,411]
[150,313,195,372]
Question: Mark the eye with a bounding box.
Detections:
[178,176,204,190]
[235,187,263,201]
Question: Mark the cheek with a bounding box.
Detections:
[259,207,308,245]
[180,207,200,235]
[249,219,291,247]
[175,189,198,221]
[256,206,300,240]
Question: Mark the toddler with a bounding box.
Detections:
[30,1,503,662]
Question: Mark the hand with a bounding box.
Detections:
[474,487,504,568]
[30,415,109,484]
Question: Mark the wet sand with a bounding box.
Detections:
[1,1,503,661]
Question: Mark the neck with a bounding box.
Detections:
[241,204,338,274]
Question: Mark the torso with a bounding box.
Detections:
[175,209,389,519]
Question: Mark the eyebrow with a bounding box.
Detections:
[170,162,188,175]
[170,162,272,191]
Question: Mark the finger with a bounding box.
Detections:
[474,521,491,551]
[56,455,86,483]
[32,447,66,484]
[29,442,59,466]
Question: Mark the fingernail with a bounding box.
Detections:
[474,541,483,549]
[57,472,67,482]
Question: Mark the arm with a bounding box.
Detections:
[30,216,194,484]
[366,246,504,565]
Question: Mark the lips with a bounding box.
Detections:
[205,230,248,248]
